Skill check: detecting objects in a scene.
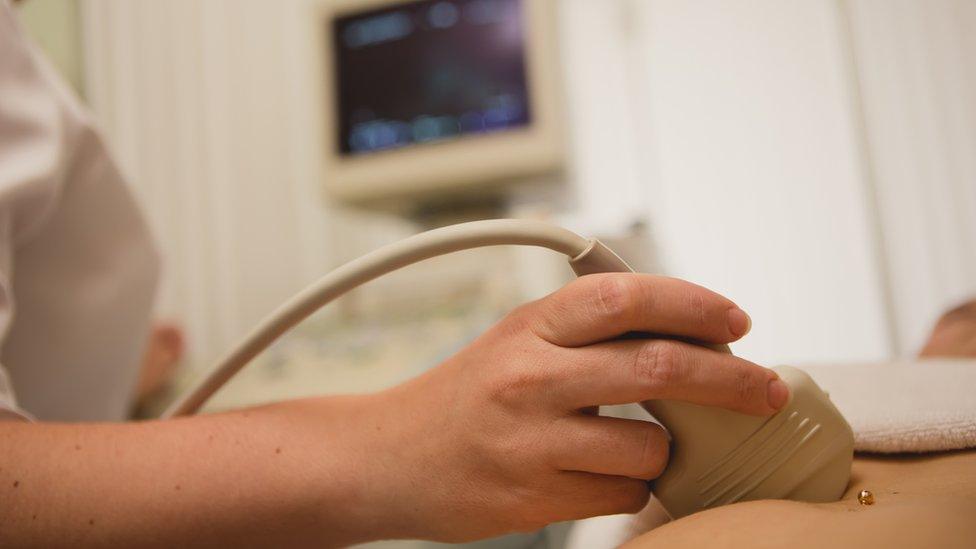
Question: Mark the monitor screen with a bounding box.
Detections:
[332,0,531,156]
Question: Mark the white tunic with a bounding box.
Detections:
[0,1,160,421]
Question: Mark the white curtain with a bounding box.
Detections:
[845,0,976,354]
[80,0,343,366]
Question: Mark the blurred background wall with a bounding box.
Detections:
[24,0,973,372]
[16,0,85,93]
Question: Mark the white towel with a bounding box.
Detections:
[801,358,976,453]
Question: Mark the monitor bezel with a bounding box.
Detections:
[316,0,564,208]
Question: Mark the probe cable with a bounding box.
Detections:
[162,219,630,418]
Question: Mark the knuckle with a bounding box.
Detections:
[488,365,547,408]
[634,340,681,394]
[733,367,762,405]
[503,302,537,335]
[518,296,566,345]
[594,274,637,323]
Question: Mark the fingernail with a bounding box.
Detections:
[727,308,752,337]
[767,378,790,410]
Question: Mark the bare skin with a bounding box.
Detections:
[0,273,789,547]
[623,451,976,549]
[624,297,976,549]
[133,322,184,411]
[920,299,976,358]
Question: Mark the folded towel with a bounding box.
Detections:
[801,358,976,453]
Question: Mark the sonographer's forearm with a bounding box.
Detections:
[0,396,391,548]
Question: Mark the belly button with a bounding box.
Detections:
[857,489,875,505]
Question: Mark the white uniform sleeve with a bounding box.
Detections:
[0,1,65,420]
[0,1,160,421]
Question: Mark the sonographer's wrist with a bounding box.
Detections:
[284,392,425,544]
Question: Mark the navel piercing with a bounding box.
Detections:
[857,489,875,505]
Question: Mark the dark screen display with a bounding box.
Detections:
[332,0,531,156]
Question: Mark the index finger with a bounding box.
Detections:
[527,273,752,347]
[550,338,787,415]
